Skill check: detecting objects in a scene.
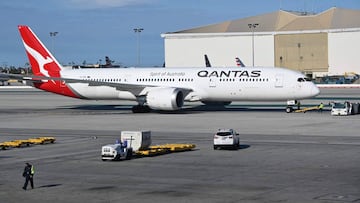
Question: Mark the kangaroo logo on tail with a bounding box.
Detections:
[18,25,62,78]
[22,41,54,78]
[18,25,79,98]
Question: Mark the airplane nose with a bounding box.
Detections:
[312,84,320,96]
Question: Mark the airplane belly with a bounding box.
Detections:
[68,83,136,100]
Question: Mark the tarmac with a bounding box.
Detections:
[0,87,360,203]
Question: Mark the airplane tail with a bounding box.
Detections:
[18,25,63,78]
[18,25,78,98]
[235,57,245,67]
[204,54,211,67]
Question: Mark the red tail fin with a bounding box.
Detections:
[18,25,63,77]
[18,25,79,98]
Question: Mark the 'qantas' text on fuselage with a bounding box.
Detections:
[197,70,261,78]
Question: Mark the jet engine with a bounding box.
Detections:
[146,88,184,110]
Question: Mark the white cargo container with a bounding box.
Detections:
[120,131,152,151]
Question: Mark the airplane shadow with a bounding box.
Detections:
[38,184,62,188]
[62,104,286,114]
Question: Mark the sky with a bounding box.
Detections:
[1,0,360,68]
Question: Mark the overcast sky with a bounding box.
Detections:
[1,0,360,67]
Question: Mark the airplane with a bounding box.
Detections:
[204,54,211,67]
[204,54,245,67]
[235,57,245,67]
[2,25,320,113]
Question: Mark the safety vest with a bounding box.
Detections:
[31,165,35,175]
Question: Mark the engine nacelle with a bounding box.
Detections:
[146,88,184,110]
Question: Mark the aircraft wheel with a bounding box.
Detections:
[286,107,293,113]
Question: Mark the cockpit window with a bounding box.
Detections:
[297,78,305,82]
[297,77,312,82]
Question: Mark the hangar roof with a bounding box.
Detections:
[170,7,360,33]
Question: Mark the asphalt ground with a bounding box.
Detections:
[0,87,360,203]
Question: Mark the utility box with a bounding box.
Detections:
[120,131,152,151]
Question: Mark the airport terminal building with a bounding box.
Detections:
[162,7,360,77]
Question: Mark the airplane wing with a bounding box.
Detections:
[0,73,193,97]
[60,76,193,96]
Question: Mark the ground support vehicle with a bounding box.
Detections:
[101,144,133,161]
[331,101,351,116]
[27,137,56,144]
[294,106,319,113]
[136,143,196,156]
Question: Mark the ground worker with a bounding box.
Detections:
[22,163,34,190]
[319,102,324,113]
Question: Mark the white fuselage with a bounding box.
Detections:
[60,66,320,102]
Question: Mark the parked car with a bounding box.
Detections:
[213,129,240,150]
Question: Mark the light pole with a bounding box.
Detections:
[49,31,59,53]
[248,23,259,67]
[133,28,144,66]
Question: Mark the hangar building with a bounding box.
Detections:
[161,7,360,77]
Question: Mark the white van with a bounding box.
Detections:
[213,129,240,150]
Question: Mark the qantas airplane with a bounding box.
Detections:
[4,25,320,113]
[235,57,246,67]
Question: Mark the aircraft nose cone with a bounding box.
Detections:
[312,85,320,96]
